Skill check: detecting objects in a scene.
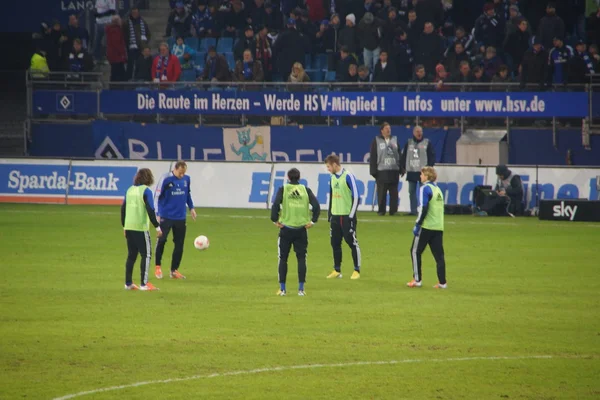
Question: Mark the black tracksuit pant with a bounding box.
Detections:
[330,215,361,272]
[410,228,446,284]
[155,218,186,272]
[376,180,399,215]
[125,230,151,286]
[278,227,308,284]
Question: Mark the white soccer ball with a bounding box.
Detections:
[194,235,209,250]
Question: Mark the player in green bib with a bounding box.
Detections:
[407,167,447,289]
[325,154,362,280]
[271,168,320,296]
[121,168,162,291]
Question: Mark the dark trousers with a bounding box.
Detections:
[410,228,446,284]
[278,227,308,284]
[376,180,399,215]
[330,215,361,272]
[110,62,127,82]
[408,181,420,215]
[126,49,140,80]
[125,230,151,286]
[155,218,186,271]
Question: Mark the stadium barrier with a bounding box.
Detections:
[1,159,599,213]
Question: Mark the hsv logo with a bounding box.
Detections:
[552,201,578,221]
[57,94,74,112]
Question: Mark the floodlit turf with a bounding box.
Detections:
[0,204,599,400]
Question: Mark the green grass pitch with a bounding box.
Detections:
[1,204,599,399]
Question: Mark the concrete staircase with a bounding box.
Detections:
[142,0,171,51]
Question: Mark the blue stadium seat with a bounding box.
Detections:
[195,52,206,66]
[223,52,235,70]
[306,69,324,82]
[167,37,176,49]
[199,37,217,52]
[313,54,328,70]
[217,37,234,53]
[325,71,336,82]
[184,37,199,50]
[304,54,312,69]
[181,69,197,82]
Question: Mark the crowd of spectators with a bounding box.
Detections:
[30,0,600,91]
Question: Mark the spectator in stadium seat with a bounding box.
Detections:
[201,46,231,82]
[537,2,565,52]
[359,12,384,72]
[344,63,360,83]
[414,22,444,77]
[433,63,450,91]
[191,0,214,38]
[63,38,94,75]
[548,36,574,86]
[589,44,600,70]
[505,5,531,39]
[409,64,430,90]
[263,2,282,32]
[322,14,341,55]
[105,16,127,82]
[64,14,90,51]
[315,19,331,54]
[152,42,182,82]
[166,2,191,38]
[287,62,310,92]
[34,21,61,71]
[503,18,531,75]
[134,46,153,81]
[222,0,247,38]
[491,64,512,91]
[519,37,548,90]
[454,60,474,86]
[406,10,422,52]
[336,46,357,81]
[391,29,413,82]
[373,50,398,82]
[255,25,273,81]
[273,19,309,80]
[482,46,502,80]
[568,40,595,85]
[415,0,444,30]
[94,0,117,61]
[474,3,505,50]
[234,49,264,82]
[357,65,371,85]
[124,6,151,81]
[234,26,256,61]
[445,42,470,77]
[297,9,317,50]
[381,7,405,51]
[171,35,196,63]
[248,0,267,28]
[472,65,489,85]
[338,14,359,55]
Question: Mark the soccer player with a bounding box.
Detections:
[407,166,447,289]
[324,154,361,280]
[154,161,197,280]
[271,168,321,296]
[121,168,162,291]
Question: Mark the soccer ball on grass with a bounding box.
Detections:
[194,235,209,250]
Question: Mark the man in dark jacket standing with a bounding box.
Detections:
[370,122,401,216]
[399,126,435,215]
[537,2,565,51]
[520,37,548,90]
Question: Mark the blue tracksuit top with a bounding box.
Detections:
[154,172,195,220]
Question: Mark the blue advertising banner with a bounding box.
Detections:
[33,90,98,115]
[32,89,589,117]
[87,121,451,163]
[101,90,588,117]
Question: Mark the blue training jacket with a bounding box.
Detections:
[154,172,195,220]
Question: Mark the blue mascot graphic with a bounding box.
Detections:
[230,128,268,161]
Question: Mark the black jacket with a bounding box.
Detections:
[369,135,401,183]
[399,136,436,182]
[494,165,524,214]
[520,47,549,89]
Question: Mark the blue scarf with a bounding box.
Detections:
[156,55,169,80]
[69,52,84,72]
[243,61,253,79]
[128,17,147,50]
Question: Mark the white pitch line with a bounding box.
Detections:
[0,209,599,228]
[52,355,592,400]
